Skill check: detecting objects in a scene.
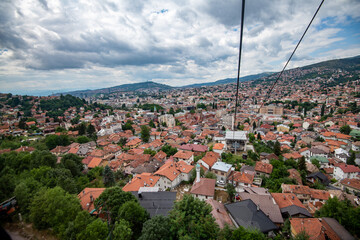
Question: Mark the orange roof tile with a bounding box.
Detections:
[122,173,160,192]
[271,193,306,209]
[78,188,105,214]
[213,143,224,150]
[88,157,102,168]
[290,218,325,240]
[255,161,273,174]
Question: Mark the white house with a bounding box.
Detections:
[154,160,193,190]
[211,162,232,184]
[333,163,360,180]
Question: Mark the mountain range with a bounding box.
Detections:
[57,55,360,97]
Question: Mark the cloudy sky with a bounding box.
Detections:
[1,0,360,95]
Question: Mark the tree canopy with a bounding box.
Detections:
[169,194,219,240]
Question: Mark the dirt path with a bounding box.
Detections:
[3,223,58,240]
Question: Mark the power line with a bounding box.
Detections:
[233,0,246,132]
[258,0,325,111]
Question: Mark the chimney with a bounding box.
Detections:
[196,163,201,183]
[292,196,295,200]
[90,194,94,203]
[256,205,260,211]
[216,208,220,212]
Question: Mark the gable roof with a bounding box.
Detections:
[228,171,254,185]
[206,199,234,229]
[290,218,325,240]
[340,178,360,191]
[131,191,176,217]
[334,163,360,173]
[78,188,105,214]
[173,150,193,160]
[238,192,283,224]
[255,161,273,174]
[225,199,278,233]
[271,193,306,209]
[190,178,216,197]
[88,157,102,168]
[154,159,193,181]
[321,217,355,240]
[122,173,160,192]
[281,184,311,195]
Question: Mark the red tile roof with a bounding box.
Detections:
[340,178,360,191]
[282,184,311,195]
[334,163,360,173]
[228,171,254,185]
[206,199,234,229]
[190,178,216,196]
[271,193,306,209]
[255,161,273,174]
[309,189,330,201]
[173,150,193,160]
[88,157,102,168]
[290,218,325,240]
[213,143,224,150]
[122,173,160,192]
[78,188,105,214]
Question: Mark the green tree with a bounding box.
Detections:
[248,133,255,143]
[340,125,352,135]
[113,219,132,240]
[252,121,257,130]
[87,124,96,136]
[230,226,266,240]
[45,134,70,150]
[149,120,156,128]
[79,218,108,240]
[321,103,325,117]
[61,153,84,177]
[122,120,134,132]
[311,159,320,169]
[226,183,236,203]
[78,122,87,135]
[103,165,115,187]
[14,177,42,216]
[161,144,178,157]
[293,230,310,240]
[141,125,150,143]
[205,171,217,179]
[139,215,172,240]
[169,194,219,240]
[63,211,94,240]
[30,150,57,169]
[77,135,91,143]
[257,132,262,140]
[95,186,137,223]
[274,140,281,156]
[315,197,360,236]
[347,151,356,165]
[144,148,156,156]
[119,137,127,147]
[169,107,175,115]
[29,187,81,234]
[118,201,149,239]
[298,156,307,172]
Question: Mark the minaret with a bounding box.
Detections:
[196,163,201,183]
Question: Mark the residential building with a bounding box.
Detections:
[211,161,232,184]
[225,200,278,234]
[333,163,360,180]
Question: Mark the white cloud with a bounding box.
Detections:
[0,0,359,94]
